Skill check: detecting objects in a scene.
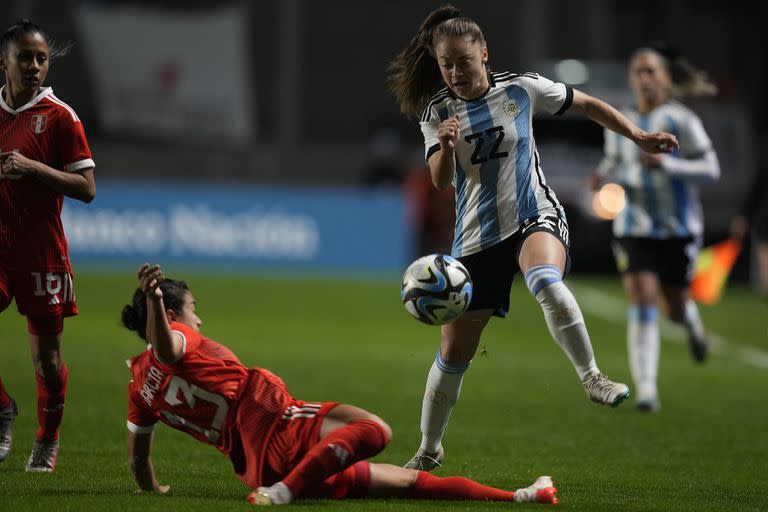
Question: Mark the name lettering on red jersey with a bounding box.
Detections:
[141,366,165,406]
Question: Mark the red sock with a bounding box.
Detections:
[0,377,11,409]
[411,471,515,501]
[35,364,69,441]
[281,419,389,497]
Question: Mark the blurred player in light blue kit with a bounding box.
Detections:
[589,43,721,412]
[388,5,680,470]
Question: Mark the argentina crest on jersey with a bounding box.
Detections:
[504,100,520,117]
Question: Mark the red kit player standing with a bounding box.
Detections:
[0,20,96,472]
[122,263,558,505]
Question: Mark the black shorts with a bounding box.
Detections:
[458,214,571,318]
[611,236,700,286]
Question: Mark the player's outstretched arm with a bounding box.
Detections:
[568,90,679,154]
[127,431,170,494]
[137,263,184,364]
[0,150,95,202]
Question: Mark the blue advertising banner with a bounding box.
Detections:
[63,182,411,273]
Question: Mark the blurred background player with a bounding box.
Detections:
[589,43,720,412]
[0,20,95,471]
[730,151,768,299]
[121,263,558,506]
[387,4,679,471]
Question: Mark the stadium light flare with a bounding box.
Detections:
[591,183,626,220]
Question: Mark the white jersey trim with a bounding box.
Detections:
[46,93,81,122]
[66,159,95,173]
[172,330,188,354]
[0,86,54,114]
[127,420,155,434]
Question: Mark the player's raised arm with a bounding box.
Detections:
[568,89,679,154]
[137,264,184,364]
[127,430,170,494]
[427,114,460,190]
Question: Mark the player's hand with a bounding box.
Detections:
[0,150,36,180]
[639,152,664,169]
[437,114,461,151]
[137,263,164,299]
[634,131,679,154]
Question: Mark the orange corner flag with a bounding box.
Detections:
[690,238,742,304]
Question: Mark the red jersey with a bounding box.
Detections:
[127,322,292,461]
[0,86,94,272]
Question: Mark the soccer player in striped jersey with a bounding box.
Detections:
[122,263,558,505]
[388,5,679,471]
[590,44,721,412]
[0,20,96,472]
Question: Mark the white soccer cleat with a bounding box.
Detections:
[0,398,17,462]
[25,439,59,473]
[514,475,558,504]
[247,482,293,506]
[582,372,630,408]
[403,445,444,472]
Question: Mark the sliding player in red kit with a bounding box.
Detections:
[121,263,558,505]
[0,20,95,472]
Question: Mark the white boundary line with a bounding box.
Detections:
[569,282,768,371]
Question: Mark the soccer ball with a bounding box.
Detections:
[401,254,473,325]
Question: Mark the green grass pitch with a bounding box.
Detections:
[0,269,766,511]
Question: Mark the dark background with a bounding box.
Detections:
[2,0,764,279]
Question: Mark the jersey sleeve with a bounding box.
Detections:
[596,127,621,178]
[678,112,713,157]
[169,321,203,355]
[127,385,159,433]
[655,110,720,181]
[420,108,442,162]
[524,74,573,116]
[54,110,94,173]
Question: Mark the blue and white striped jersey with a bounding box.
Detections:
[596,100,720,239]
[420,72,572,258]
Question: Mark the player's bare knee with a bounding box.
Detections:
[36,358,62,378]
[368,415,392,444]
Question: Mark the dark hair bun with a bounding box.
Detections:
[121,304,139,331]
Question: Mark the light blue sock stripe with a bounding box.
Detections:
[435,349,470,374]
[629,305,658,324]
[525,270,562,288]
[523,264,561,286]
[524,265,563,296]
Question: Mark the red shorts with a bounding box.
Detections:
[0,267,77,319]
[261,400,371,499]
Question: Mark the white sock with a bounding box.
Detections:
[681,299,706,338]
[524,265,599,380]
[627,305,660,401]
[263,482,293,504]
[419,351,469,454]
